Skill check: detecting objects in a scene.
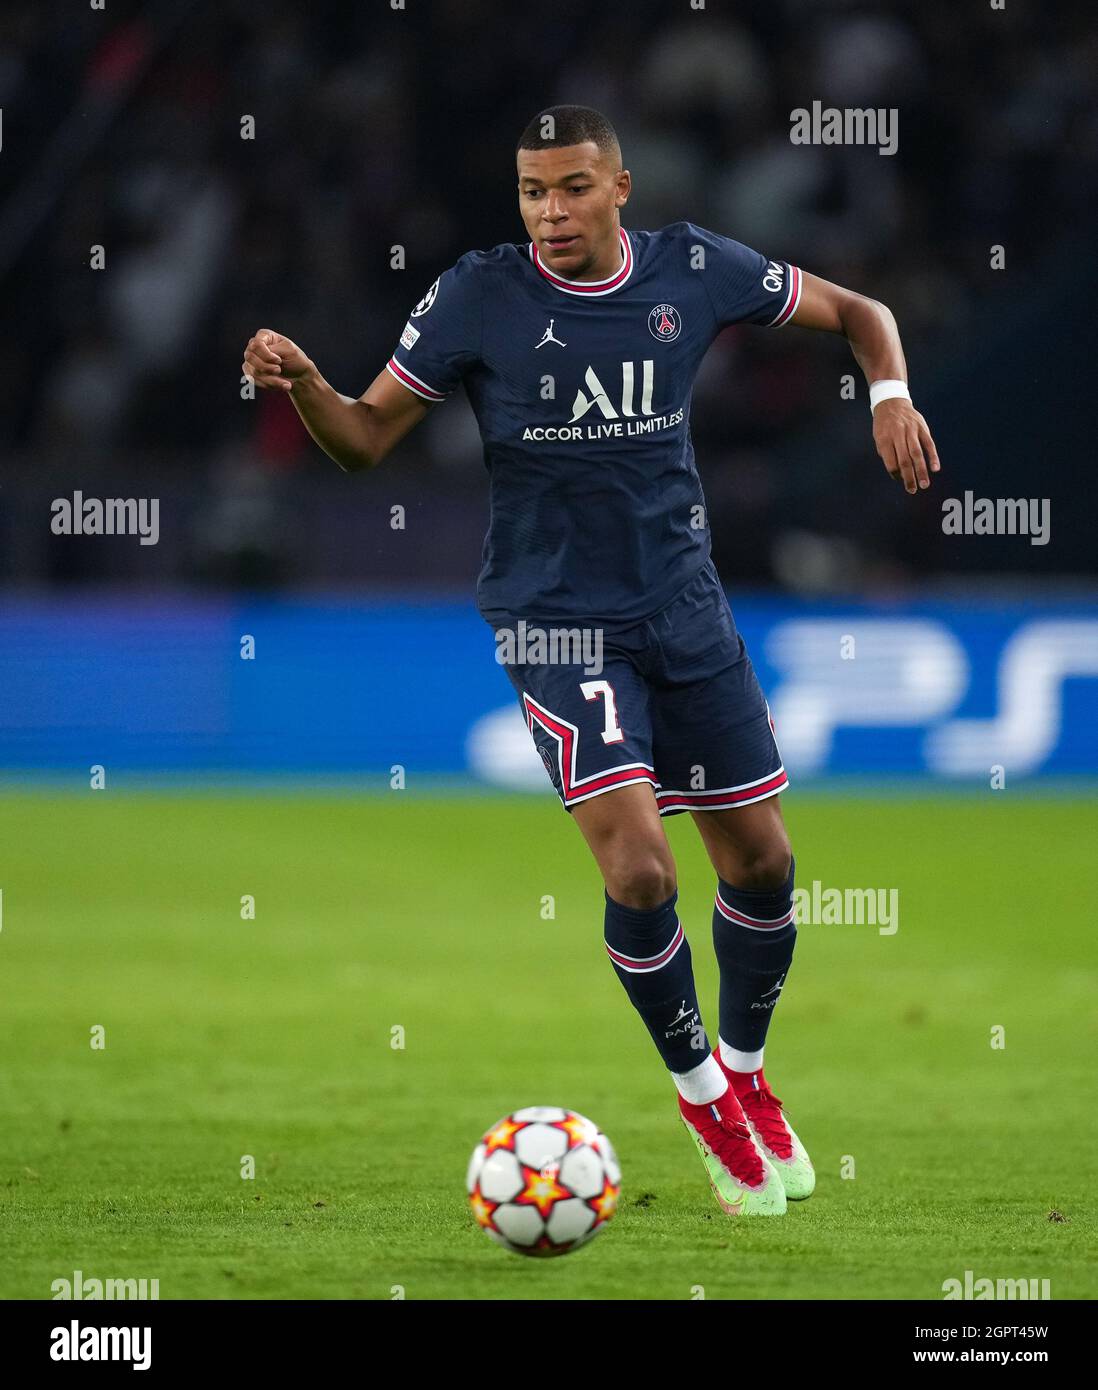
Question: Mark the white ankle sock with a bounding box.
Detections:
[671,1054,728,1105]
[719,1038,764,1073]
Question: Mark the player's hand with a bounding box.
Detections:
[872,398,941,494]
[242,330,313,393]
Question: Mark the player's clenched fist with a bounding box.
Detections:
[241,330,313,392]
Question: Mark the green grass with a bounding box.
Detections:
[0,790,1094,1300]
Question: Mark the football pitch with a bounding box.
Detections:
[0,789,1093,1301]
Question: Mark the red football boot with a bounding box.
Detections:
[715,1054,815,1200]
[678,1084,786,1216]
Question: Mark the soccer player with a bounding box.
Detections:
[242,106,940,1217]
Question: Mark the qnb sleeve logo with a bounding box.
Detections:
[410,277,439,317]
[762,260,785,294]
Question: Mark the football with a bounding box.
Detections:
[466,1106,621,1257]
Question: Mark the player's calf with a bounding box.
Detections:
[711,855,798,1055]
[583,789,725,1102]
[704,846,815,1198]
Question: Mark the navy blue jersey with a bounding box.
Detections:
[386,223,803,626]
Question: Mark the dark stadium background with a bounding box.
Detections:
[1,0,1093,595]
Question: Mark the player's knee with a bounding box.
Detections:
[732,834,792,891]
[604,849,677,911]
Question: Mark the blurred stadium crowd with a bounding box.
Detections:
[1,0,1094,591]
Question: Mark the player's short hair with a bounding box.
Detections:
[516,106,621,164]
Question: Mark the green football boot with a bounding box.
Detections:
[678,1087,787,1216]
[715,1056,815,1201]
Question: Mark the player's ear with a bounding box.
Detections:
[616,170,631,206]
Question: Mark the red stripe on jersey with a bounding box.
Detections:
[523,692,656,803]
[770,265,802,327]
[656,771,789,810]
[564,766,658,802]
[530,228,633,295]
[386,356,446,401]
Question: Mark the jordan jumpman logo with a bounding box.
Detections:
[534,318,567,349]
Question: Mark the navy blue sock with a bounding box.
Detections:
[604,889,709,1073]
[711,858,797,1053]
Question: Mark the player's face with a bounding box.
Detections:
[517,142,630,279]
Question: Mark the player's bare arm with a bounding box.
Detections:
[791,274,941,495]
[241,329,428,472]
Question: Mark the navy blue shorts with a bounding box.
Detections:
[496,561,788,816]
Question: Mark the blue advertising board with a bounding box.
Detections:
[1,594,1095,784]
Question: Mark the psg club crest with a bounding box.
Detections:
[648,303,681,342]
[538,745,560,785]
[411,277,440,317]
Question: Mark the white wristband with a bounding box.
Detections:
[869,379,911,412]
